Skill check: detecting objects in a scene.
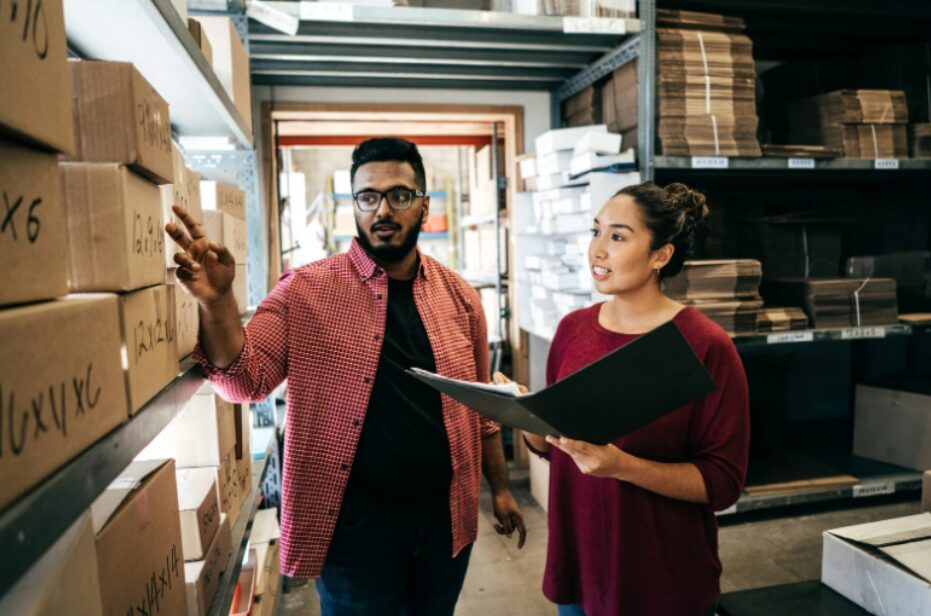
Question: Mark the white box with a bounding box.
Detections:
[177,471,221,562]
[587,171,642,214]
[573,131,623,156]
[333,170,352,195]
[536,151,574,176]
[518,156,537,179]
[822,513,931,616]
[529,453,550,511]
[854,384,931,471]
[570,148,636,176]
[543,271,579,291]
[553,213,590,235]
[532,186,588,206]
[535,125,608,155]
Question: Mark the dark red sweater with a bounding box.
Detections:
[538,305,750,616]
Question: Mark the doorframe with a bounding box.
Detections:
[260,101,531,402]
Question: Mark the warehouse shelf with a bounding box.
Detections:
[555,34,640,101]
[732,323,913,346]
[0,359,206,598]
[717,459,922,518]
[461,213,498,227]
[654,156,931,173]
[206,434,276,616]
[63,0,253,148]
[250,3,639,90]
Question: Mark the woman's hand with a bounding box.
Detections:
[546,436,637,479]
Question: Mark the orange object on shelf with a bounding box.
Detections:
[230,548,258,615]
[422,213,448,233]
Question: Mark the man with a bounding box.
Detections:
[166,137,526,615]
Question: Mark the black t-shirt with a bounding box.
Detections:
[340,277,453,515]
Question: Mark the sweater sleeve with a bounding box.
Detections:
[195,269,294,403]
[689,335,751,511]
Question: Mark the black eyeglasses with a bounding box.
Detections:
[352,188,425,212]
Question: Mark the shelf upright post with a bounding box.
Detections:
[638,0,656,182]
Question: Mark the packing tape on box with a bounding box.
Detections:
[695,31,712,114]
[870,124,880,159]
[851,277,872,327]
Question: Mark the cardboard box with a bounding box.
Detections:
[202,180,246,220]
[0,140,68,307]
[69,61,173,184]
[235,401,251,461]
[0,295,126,511]
[177,472,221,562]
[174,280,200,359]
[234,264,248,314]
[162,144,203,270]
[138,391,238,468]
[91,459,188,616]
[188,19,213,67]
[529,452,549,512]
[250,509,281,597]
[204,210,248,263]
[233,452,254,526]
[253,543,281,616]
[175,449,244,525]
[118,284,179,414]
[61,163,166,292]
[854,383,931,471]
[924,471,931,513]
[0,512,103,615]
[0,0,74,154]
[198,17,253,135]
[822,513,931,615]
[185,514,232,616]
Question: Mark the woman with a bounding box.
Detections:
[512,182,749,616]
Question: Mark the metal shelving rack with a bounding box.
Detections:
[543,0,931,513]
[0,0,275,608]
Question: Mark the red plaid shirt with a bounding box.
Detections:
[196,240,498,579]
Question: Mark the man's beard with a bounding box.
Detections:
[355,213,423,264]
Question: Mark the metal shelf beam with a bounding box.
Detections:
[64,0,253,148]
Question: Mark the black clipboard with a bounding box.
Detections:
[407,321,717,445]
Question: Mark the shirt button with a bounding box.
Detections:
[376,294,383,300]
[328,510,336,517]
[340,463,349,471]
[353,419,361,428]
[363,376,371,384]
[373,334,380,341]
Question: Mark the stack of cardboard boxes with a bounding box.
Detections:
[202,180,250,314]
[655,9,762,157]
[516,126,639,336]
[787,89,910,159]
[137,384,254,615]
[248,509,282,616]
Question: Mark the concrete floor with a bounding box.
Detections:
[274,482,920,615]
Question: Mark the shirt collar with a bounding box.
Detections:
[348,238,429,282]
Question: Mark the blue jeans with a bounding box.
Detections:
[557,601,719,616]
[316,505,472,616]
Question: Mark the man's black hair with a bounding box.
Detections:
[350,137,427,190]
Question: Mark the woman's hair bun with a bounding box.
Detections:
[664,182,709,229]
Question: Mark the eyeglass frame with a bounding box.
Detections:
[352,186,426,212]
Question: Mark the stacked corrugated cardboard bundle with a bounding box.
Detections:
[787,90,910,158]
[536,0,634,17]
[756,307,809,332]
[911,123,931,158]
[655,9,762,157]
[662,259,763,333]
[762,278,899,329]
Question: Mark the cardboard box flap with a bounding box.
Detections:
[251,509,280,545]
[882,538,931,583]
[91,459,168,534]
[829,513,931,547]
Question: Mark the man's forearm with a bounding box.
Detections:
[198,292,246,369]
[481,432,510,494]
